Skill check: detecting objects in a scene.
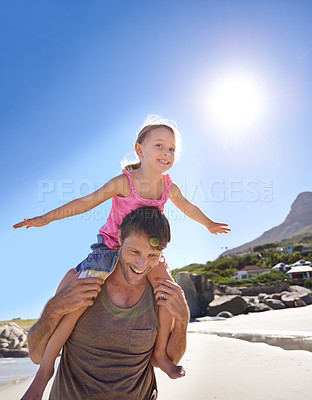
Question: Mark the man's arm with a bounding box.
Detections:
[153,278,190,364]
[28,269,104,364]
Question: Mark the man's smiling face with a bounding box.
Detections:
[118,232,162,286]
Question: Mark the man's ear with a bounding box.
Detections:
[118,230,122,245]
[135,142,143,158]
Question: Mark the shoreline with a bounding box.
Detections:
[2,335,312,400]
[0,378,29,391]
[188,304,312,350]
[1,305,312,399]
[199,330,312,351]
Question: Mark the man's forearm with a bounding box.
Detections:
[28,297,64,364]
[27,270,104,364]
[153,278,190,364]
[166,319,188,365]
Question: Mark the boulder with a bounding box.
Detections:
[281,288,312,308]
[244,296,256,304]
[176,272,201,317]
[258,293,270,302]
[207,295,248,316]
[225,287,242,296]
[289,286,312,305]
[8,338,20,349]
[246,303,272,313]
[190,274,214,313]
[294,298,307,307]
[213,287,224,296]
[176,272,214,318]
[0,324,29,357]
[271,293,282,300]
[8,329,23,340]
[217,311,233,318]
[264,298,286,310]
[214,284,226,296]
[239,282,290,296]
[289,285,312,294]
[12,326,24,336]
[0,348,29,357]
[19,333,27,343]
[0,326,10,339]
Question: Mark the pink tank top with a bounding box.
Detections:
[99,170,172,249]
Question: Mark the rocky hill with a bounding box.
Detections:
[223,192,312,256]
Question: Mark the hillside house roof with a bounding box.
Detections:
[272,262,288,270]
[239,265,271,272]
[293,259,311,267]
[287,265,312,274]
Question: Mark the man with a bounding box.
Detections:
[28,206,190,399]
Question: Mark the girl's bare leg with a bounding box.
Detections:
[21,269,87,400]
[21,307,86,400]
[148,260,186,379]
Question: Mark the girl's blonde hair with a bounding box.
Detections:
[122,115,182,171]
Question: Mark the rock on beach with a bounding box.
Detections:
[177,272,312,318]
[0,323,29,357]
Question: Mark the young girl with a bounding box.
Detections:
[14,116,230,399]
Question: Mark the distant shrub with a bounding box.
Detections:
[293,245,304,252]
[214,270,291,287]
[253,243,279,252]
[304,279,312,288]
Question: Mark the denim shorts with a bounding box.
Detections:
[76,235,119,280]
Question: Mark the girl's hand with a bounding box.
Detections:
[208,222,231,235]
[13,215,50,229]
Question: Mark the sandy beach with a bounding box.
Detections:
[1,306,312,400]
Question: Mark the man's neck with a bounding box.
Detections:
[106,265,148,308]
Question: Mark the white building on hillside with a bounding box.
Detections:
[235,265,271,280]
[286,260,312,284]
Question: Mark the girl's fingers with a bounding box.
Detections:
[13,221,25,228]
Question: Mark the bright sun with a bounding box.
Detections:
[207,72,267,133]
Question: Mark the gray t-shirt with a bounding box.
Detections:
[49,281,158,400]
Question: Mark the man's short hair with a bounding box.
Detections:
[120,207,170,251]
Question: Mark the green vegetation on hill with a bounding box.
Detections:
[252,243,280,252]
[172,242,312,287]
[0,318,38,330]
[215,270,291,287]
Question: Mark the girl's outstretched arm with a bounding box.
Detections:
[169,182,231,235]
[13,174,128,229]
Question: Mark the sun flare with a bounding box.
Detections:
[207,72,267,133]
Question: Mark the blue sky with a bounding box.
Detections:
[1,0,312,320]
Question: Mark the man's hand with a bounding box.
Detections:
[154,278,190,324]
[27,269,104,364]
[53,270,104,316]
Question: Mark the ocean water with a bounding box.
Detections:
[0,358,38,388]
